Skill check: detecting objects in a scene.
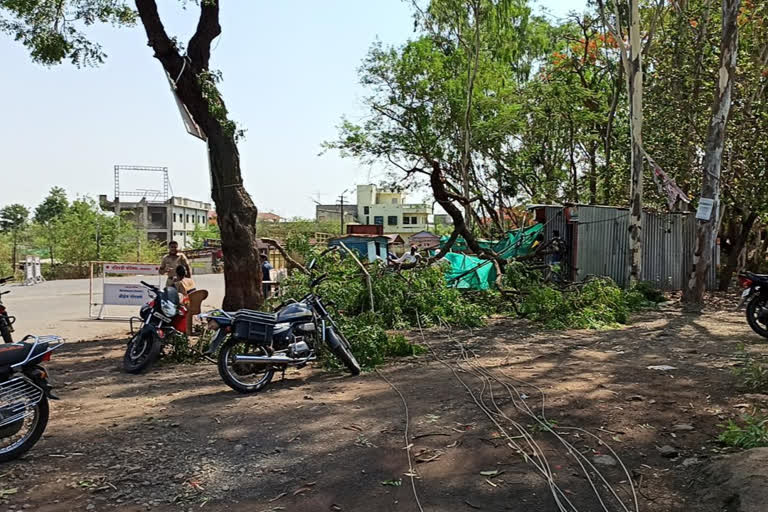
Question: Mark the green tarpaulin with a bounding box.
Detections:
[441,224,544,290]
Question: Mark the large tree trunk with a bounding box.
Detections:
[683,0,740,309]
[718,212,757,290]
[627,0,644,286]
[135,0,262,310]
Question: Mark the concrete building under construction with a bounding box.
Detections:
[99,165,212,249]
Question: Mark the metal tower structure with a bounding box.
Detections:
[114,165,174,202]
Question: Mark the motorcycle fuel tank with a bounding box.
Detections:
[276,303,313,322]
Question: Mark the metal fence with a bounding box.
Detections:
[536,205,717,290]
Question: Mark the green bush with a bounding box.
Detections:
[632,281,666,304]
[732,345,768,392]
[719,414,768,449]
[277,251,485,370]
[505,261,653,329]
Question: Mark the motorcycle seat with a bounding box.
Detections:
[0,341,49,367]
[745,272,768,283]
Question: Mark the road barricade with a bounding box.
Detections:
[88,261,162,320]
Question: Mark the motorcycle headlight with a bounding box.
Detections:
[161,300,178,317]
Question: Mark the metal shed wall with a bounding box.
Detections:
[561,205,716,290]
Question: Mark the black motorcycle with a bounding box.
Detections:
[215,256,360,394]
[0,335,63,462]
[124,281,187,374]
[0,276,16,343]
[738,272,768,338]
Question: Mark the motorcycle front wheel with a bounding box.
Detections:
[0,314,12,343]
[326,328,361,375]
[217,338,275,394]
[123,331,163,374]
[746,295,768,339]
[0,397,49,463]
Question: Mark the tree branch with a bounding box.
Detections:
[134,0,180,62]
[188,0,221,69]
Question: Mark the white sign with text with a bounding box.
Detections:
[102,283,151,306]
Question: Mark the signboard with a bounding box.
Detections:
[102,283,151,306]
[696,198,715,221]
[104,263,160,275]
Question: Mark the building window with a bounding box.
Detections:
[173,213,177,222]
[374,216,384,226]
[403,216,410,225]
[411,216,417,224]
[387,216,397,226]
[365,216,370,224]
[364,206,370,215]
[186,214,190,223]
[392,198,398,204]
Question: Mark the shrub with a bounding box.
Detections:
[719,414,768,449]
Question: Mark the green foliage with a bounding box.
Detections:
[0,0,136,67]
[504,262,653,329]
[732,345,768,392]
[34,187,69,224]
[189,223,220,250]
[0,204,29,233]
[719,414,768,449]
[278,249,485,369]
[198,70,245,141]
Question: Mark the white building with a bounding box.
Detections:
[100,195,212,249]
[355,185,430,234]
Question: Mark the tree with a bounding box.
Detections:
[0,204,30,269]
[1,1,263,309]
[34,187,69,276]
[683,0,742,309]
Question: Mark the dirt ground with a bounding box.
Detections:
[1,301,765,512]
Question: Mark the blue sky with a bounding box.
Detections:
[0,0,585,219]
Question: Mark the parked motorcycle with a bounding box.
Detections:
[737,272,768,338]
[214,255,360,394]
[0,334,63,462]
[0,276,16,343]
[124,281,188,374]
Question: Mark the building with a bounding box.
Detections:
[315,204,358,224]
[433,214,453,226]
[409,231,440,251]
[328,234,389,263]
[100,195,212,249]
[258,212,285,223]
[355,185,430,235]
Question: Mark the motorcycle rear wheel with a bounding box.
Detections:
[123,332,163,374]
[746,296,768,339]
[218,338,274,394]
[0,397,49,463]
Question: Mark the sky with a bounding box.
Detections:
[0,0,585,219]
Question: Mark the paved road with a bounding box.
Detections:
[2,274,225,342]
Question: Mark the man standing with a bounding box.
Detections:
[261,250,273,300]
[159,240,191,288]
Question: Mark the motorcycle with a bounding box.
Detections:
[213,254,360,394]
[0,334,63,462]
[124,281,188,374]
[0,276,16,343]
[737,272,768,339]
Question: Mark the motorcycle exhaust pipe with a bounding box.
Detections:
[233,354,309,365]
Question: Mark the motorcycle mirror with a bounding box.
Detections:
[308,258,317,271]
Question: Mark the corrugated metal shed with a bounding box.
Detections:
[529,204,717,290]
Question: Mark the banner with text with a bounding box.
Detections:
[104,263,160,275]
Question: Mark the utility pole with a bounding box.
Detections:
[338,191,346,235]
